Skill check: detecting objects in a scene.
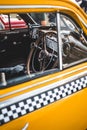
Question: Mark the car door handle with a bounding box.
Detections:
[22,123,29,130]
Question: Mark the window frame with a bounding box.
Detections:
[0,11,87,89]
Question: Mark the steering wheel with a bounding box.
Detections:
[26,31,58,74]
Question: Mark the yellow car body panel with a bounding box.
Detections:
[1,89,87,130]
[0,63,87,130]
[0,0,87,130]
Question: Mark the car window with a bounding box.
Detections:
[60,14,87,68]
[0,12,59,88]
[0,12,87,88]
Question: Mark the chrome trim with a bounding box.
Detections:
[0,5,68,9]
[0,5,86,29]
[0,65,87,98]
[56,13,63,70]
[63,58,87,68]
[77,14,87,28]
[0,70,87,109]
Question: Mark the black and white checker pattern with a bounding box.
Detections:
[0,75,87,126]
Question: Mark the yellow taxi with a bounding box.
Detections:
[0,0,87,130]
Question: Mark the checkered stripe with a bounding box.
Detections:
[0,75,87,126]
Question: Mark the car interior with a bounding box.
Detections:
[0,12,87,88]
